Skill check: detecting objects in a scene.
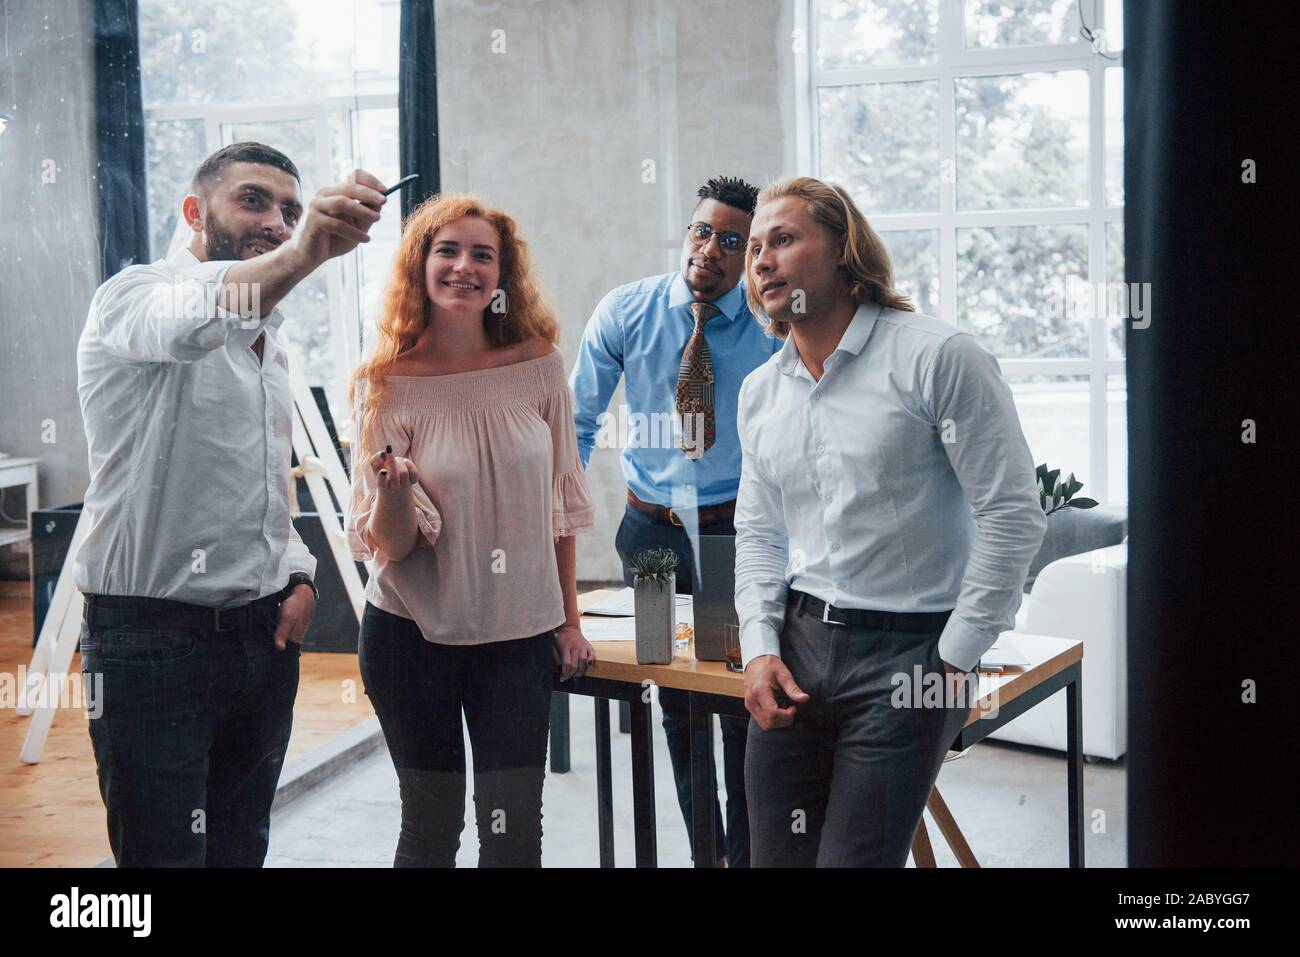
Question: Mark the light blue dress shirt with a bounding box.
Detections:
[569,271,781,508]
[733,302,1048,672]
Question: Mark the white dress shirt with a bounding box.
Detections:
[74,246,316,608]
[734,302,1047,672]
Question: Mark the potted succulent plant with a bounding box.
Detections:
[630,547,678,665]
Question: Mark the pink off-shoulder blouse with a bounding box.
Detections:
[346,348,595,645]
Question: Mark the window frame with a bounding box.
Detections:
[144,92,398,414]
[797,0,1125,504]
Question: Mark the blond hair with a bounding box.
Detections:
[745,176,913,338]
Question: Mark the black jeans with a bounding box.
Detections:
[79,593,300,868]
[358,602,555,867]
[614,501,750,867]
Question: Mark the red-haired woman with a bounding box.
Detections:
[345,193,595,867]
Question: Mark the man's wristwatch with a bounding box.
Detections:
[281,573,317,602]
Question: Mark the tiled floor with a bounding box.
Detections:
[267,690,1128,868]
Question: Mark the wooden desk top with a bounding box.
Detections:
[578,589,1083,729]
[579,588,743,696]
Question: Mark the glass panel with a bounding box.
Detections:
[1107,374,1127,505]
[956,224,1089,358]
[956,70,1089,210]
[819,81,940,214]
[881,230,940,316]
[224,120,320,188]
[963,0,1083,49]
[223,119,335,390]
[139,0,401,403]
[815,0,939,69]
[140,3,306,107]
[1106,221,1124,358]
[1008,375,1091,489]
[140,0,399,108]
[350,108,402,349]
[275,272,335,391]
[145,118,206,260]
[1105,67,1124,206]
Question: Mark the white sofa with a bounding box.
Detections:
[987,541,1127,760]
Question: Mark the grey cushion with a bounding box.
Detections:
[1024,506,1127,592]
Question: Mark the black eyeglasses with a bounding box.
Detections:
[686,222,745,256]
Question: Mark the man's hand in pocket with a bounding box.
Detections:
[273,584,316,650]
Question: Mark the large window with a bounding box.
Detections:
[806,0,1126,503]
[139,0,402,416]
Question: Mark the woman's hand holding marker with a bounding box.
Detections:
[372,443,420,493]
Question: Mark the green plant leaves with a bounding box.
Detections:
[1037,463,1093,514]
[630,546,679,583]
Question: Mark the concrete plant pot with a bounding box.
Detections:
[634,577,675,665]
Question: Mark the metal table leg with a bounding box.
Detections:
[549,691,571,774]
[689,692,718,868]
[594,697,614,867]
[1066,665,1085,867]
[628,693,658,867]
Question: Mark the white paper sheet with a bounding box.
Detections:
[577,617,638,641]
[584,586,693,617]
[979,636,1030,669]
[581,594,694,641]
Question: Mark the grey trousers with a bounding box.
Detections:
[745,600,972,867]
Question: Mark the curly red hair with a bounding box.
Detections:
[349,193,558,447]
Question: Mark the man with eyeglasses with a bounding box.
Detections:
[570,176,778,867]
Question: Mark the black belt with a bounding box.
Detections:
[83,592,282,634]
[791,590,952,632]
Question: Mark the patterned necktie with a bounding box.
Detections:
[676,300,719,459]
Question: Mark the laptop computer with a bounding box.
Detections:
[693,533,739,661]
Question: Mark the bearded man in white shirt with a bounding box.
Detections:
[734,176,1047,867]
[75,142,388,867]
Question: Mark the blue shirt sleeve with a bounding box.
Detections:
[568,288,626,470]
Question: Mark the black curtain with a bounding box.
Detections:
[94,0,149,279]
[1125,2,1300,865]
[398,0,440,221]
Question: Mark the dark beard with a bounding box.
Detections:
[683,260,725,299]
[202,212,246,261]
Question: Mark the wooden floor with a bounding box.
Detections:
[0,583,373,867]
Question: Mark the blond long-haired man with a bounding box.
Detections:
[733,177,1046,866]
